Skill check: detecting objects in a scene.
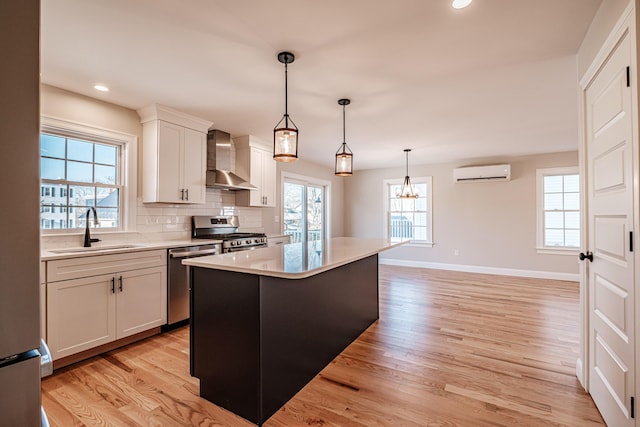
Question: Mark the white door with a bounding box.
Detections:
[47,274,116,360]
[182,127,206,204]
[585,29,636,426]
[261,150,277,207]
[116,266,167,339]
[157,120,184,203]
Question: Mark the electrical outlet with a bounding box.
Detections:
[454,249,459,256]
[274,215,280,223]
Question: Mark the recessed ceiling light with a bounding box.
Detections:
[94,84,109,92]
[452,0,472,9]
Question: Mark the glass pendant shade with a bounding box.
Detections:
[274,51,298,162]
[274,117,298,162]
[335,143,353,176]
[398,149,418,198]
[335,98,353,176]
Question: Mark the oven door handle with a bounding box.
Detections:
[170,248,220,258]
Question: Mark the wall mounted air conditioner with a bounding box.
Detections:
[453,164,511,183]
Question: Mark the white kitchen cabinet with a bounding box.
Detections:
[46,250,167,361]
[138,104,212,204]
[235,135,276,207]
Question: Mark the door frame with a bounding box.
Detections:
[578,2,639,419]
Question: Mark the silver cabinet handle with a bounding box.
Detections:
[180,189,185,200]
[118,276,123,292]
[185,189,189,200]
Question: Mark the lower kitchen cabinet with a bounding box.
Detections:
[46,250,167,361]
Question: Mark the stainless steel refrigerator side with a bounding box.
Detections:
[0,1,43,425]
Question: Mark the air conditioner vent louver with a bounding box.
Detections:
[453,164,511,183]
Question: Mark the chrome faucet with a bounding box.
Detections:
[83,207,101,247]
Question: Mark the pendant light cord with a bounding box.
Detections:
[405,150,409,176]
[284,61,289,126]
[342,103,346,143]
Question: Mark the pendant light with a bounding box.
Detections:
[335,98,353,176]
[398,149,418,198]
[273,51,298,162]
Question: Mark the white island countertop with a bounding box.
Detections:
[182,237,406,279]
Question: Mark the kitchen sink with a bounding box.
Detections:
[48,244,146,254]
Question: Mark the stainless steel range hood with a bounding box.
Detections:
[206,130,256,190]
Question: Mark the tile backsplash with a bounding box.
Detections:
[41,188,264,249]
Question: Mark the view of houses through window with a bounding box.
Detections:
[40,132,121,231]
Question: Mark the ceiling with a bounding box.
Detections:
[41,0,602,170]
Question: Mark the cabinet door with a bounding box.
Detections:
[116,266,167,339]
[249,148,264,206]
[261,151,276,207]
[157,121,184,203]
[182,128,206,204]
[47,274,116,360]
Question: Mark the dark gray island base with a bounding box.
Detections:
[189,254,379,426]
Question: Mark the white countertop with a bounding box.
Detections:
[41,239,223,261]
[182,237,407,279]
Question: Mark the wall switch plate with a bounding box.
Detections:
[274,215,280,223]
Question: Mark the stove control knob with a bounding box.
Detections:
[231,241,237,246]
[246,240,251,244]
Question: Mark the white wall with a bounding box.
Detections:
[345,151,580,279]
[577,0,632,79]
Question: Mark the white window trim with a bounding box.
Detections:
[383,176,433,247]
[536,166,579,255]
[40,115,137,234]
[280,172,331,238]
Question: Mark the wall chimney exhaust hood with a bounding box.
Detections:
[206,130,256,190]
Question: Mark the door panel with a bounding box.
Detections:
[585,30,635,427]
[47,274,116,360]
[116,266,167,338]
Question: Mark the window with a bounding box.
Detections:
[536,167,580,253]
[282,173,330,243]
[384,177,433,245]
[40,116,138,233]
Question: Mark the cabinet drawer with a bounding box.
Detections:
[47,250,167,283]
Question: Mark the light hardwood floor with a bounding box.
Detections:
[42,266,606,426]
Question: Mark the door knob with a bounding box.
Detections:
[579,251,593,262]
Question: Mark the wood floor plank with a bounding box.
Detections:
[42,266,605,426]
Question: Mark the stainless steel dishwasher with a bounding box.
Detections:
[167,243,221,326]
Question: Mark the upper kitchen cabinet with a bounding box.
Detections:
[138,104,213,204]
[235,135,276,207]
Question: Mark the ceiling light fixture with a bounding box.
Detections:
[452,0,472,9]
[93,84,109,92]
[273,51,298,162]
[398,149,418,198]
[335,98,353,176]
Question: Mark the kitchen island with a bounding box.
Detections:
[183,237,405,426]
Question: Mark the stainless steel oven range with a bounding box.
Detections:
[191,215,267,252]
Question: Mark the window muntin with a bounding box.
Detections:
[385,177,432,244]
[40,133,121,231]
[536,167,580,252]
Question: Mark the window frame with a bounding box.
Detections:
[536,166,580,255]
[40,116,137,234]
[383,176,433,247]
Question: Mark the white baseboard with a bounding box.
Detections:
[378,258,580,282]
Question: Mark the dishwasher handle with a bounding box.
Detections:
[169,248,220,258]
